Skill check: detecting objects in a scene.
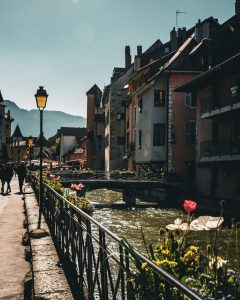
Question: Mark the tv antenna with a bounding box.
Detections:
[176,9,185,31]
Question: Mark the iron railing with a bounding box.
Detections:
[200,138,240,157]
[31,177,202,300]
[200,93,240,115]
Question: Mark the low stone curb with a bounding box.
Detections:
[24,186,73,300]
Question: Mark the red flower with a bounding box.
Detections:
[184,200,197,213]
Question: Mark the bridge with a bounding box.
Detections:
[58,178,182,206]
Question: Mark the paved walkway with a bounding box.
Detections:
[0,177,29,299]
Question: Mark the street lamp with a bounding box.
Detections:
[28,136,33,184]
[35,86,48,230]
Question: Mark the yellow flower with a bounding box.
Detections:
[161,249,170,256]
[154,259,178,268]
[141,262,148,269]
[189,245,199,253]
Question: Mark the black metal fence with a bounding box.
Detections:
[200,138,240,157]
[32,177,202,300]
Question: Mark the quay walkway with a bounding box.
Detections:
[0,177,29,299]
[0,176,73,299]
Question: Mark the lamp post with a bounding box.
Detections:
[28,136,33,184]
[35,86,48,230]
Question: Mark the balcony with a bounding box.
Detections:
[200,90,240,119]
[121,96,131,107]
[200,137,240,162]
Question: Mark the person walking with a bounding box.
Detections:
[5,163,14,194]
[16,162,27,194]
[0,164,5,194]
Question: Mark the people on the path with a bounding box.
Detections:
[16,162,27,194]
[0,164,4,194]
[0,163,14,194]
[5,163,14,194]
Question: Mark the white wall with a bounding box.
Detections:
[135,76,167,163]
[60,135,78,161]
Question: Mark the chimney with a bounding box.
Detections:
[137,45,142,56]
[170,27,178,51]
[125,46,131,69]
[177,27,187,45]
[236,0,240,14]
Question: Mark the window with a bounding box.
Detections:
[138,99,143,113]
[138,130,142,149]
[153,124,165,146]
[154,90,165,106]
[117,137,125,145]
[116,90,122,96]
[116,113,125,120]
[185,92,196,107]
[185,121,196,144]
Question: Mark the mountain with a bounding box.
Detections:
[4,100,86,138]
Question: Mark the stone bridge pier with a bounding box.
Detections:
[122,187,136,206]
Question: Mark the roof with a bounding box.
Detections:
[0,91,4,103]
[148,33,196,83]
[86,84,102,95]
[34,135,49,147]
[60,127,86,137]
[0,91,6,107]
[12,124,23,138]
[174,52,240,92]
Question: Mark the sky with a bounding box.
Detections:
[0,0,236,117]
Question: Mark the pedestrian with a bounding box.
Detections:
[5,163,14,194]
[16,162,27,194]
[0,164,5,194]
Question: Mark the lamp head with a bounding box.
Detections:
[35,86,48,109]
[28,136,33,147]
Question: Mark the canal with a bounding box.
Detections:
[87,189,237,268]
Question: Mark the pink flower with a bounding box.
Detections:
[71,183,76,190]
[75,183,85,190]
[184,200,197,214]
[50,174,55,178]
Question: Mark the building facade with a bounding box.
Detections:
[86,85,104,170]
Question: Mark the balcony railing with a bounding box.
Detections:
[200,92,240,115]
[31,177,202,300]
[200,137,240,158]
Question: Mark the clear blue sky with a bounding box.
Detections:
[0,0,236,117]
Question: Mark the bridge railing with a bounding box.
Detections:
[31,177,202,300]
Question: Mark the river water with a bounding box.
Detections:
[86,189,237,268]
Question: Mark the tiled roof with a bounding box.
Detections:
[174,52,240,92]
[60,127,86,137]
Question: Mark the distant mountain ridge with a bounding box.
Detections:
[4,100,86,138]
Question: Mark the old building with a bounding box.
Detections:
[86,85,104,170]
[5,110,14,160]
[103,46,134,172]
[123,19,220,184]
[59,127,86,163]
[11,124,27,162]
[0,91,7,163]
[175,5,240,209]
